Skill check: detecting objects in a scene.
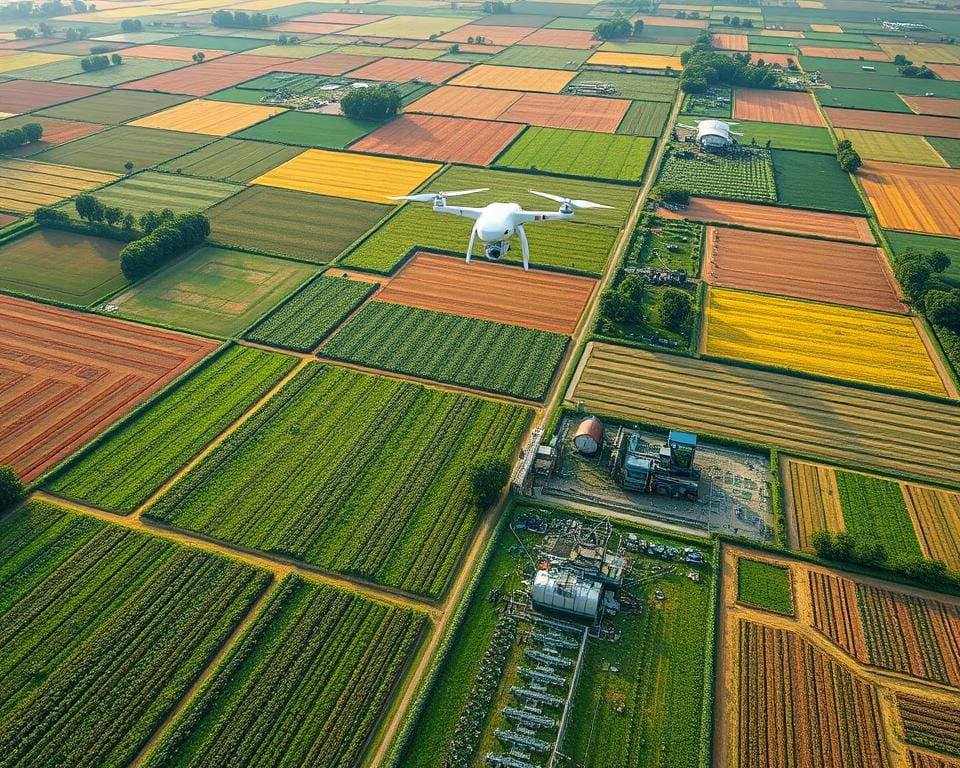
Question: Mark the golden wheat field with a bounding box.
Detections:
[129,99,286,136]
[903,484,960,571]
[586,51,684,69]
[782,458,844,551]
[251,149,441,202]
[0,159,118,213]
[703,288,947,397]
[858,161,960,237]
[448,64,576,93]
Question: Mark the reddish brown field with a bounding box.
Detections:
[930,63,960,80]
[376,251,596,333]
[519,28,598,48]
[350,113,522,164]
[119,54,295,96]
[826,107,960,138]
[121,44,232,61]
[438,24,536,45]
[735,87,824,126]
[909,751,960,768]
[0,295,216,483]
[6,117,102,154]
[902,94,960,118]
[0,80,102,113]
[712,33,748,50]
[346,57,469,84]
[0,213,18,227]
[657,197,875,242]
[703,227,905,313]
[500,92,629,132]
[407,85,523,120]
[277,52,377,75]
[0,37,59,50]
[800,46,891,60]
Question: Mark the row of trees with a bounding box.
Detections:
[0,122,42,151]
[680,34,778,93]
[893,247,960,334]
[1,0,69,20]
[893,53,936,79]
[211,9,273,28]
[593,12,643,41]
[121,212,210,280]
[80,52,121,71]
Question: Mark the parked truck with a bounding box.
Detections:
[609,428,701,501]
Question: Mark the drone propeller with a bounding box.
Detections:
[387,188,488,202]
[528,190,612,210]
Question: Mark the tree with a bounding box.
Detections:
[895,258,932,303]
[652,183,690,206]
[893,53,911,65]
[593,11,632,41]
[80,54,110,71]
[633,18,643,35]
[122,212,135,231]
[340,83,401,120]
[123,160,134,173]
[120,17,142,32]
[658,287,693,332]
[34,205,70,225]
[192,51,205,63]
[925,289,960,331]
[74,193,103,222]
[139,210,161,233]
[0,466,24,512]
[21,122,43,143]
[110,52,122,65]
[468,453,511,509]
[104,205,122,226]
[14,26,36,38]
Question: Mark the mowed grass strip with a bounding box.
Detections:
[32,126,213,173]
[245,274,378,351]
[737,558,793,614]
[233,111,380,148]
[0,159,117,213]
[616,100,671,137]
[109,246,316,337]
[86,171,242,216]
[320,301,568,400]
[252,148,441,202]
[703,287,946,397]
[0,229,126,305]
[129,99,286,136]
[495,126,653,181]
[48,345,296,513]
[157,138,304,183]
[835,128,946,167]
[145,363,531,597]
[207,185,391,263]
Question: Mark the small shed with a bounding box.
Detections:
[573,416,603,455]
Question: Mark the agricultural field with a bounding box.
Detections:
[737,557,793,614]
[144,576,425,768]
[449,64,575,93]
[145,363,530,597]
[232,111,380,149]
[0,500,270,768]
[376,251,596,334]
[207,185,390,263]
[703,227,904,313]
[0,294,216,483]
[734,87,823,126]
[885,231,960,288]
[826,108,960,140]
[771,149,865,214]
[835,128,946,167]
[814,87,913,113]
[107,246,316,337]
[567,71,679,101]
[81,171,242,217]
[0,116,103,156]
[0,229,127,306]
[928,137,960,169]
[129,98,285,136]
[245,274,378,351]
[703,287,946,396]
[859,161,960,237]
[570,343,960,483]
[714,119,834,153]
[494,126,654,181]
[0,159,117,213]
[616,100,672,137]
[586,51,684,69]
[347,56,470,83]
[158,138,304,183]
[489,44,592,69]
[47,345,296,513]
[0,79,102,113]
[835,470,923,562]
[782,458,845,551]
[252,148,441,202]
[320,301,568,400]
[659,145,776,203]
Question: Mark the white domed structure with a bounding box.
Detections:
[676,118,744,149]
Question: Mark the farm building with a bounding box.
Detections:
[677,119,743,149]
[531,567,603,620]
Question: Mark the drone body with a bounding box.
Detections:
[389,189,610,270]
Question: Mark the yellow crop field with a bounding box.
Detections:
[348,15,470,39]
[835,129,946,167]
[0,51,70,74]
[782,458,844,551]
[130,99,285,136]
[879,42,960,65]
[903,484,960,571]
[0,159,117,213]
[703,287,948,397]
[449,65,575,93]
[809,23,840,32]
[251,149,441,203]
[586,51,684,70]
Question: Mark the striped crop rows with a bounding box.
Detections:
[898,693,960,758]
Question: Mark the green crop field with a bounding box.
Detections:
[48,345,296,513]
[771,149,865,214]
[659,145,776,202]
[233,111,379,148]
[495,126,654,181]
[245,274,378,351]
[617,100,671,137]
[145,363,531,597]
[490,45,591,69]
[207,185,391,263]
[158,138,304,182]
[885,230,960,287]
[568,70,679,101]
[320,301,568,400]
[814,87,911,113]
[0,500,269,768]
[927,136,960,168]
[85,171,242,217]
[340,204,620,275]
[0,229,127,305]
[63,58,187,87]
[737,558,793,614]
[107,245,316,337]
[144,576,425,768]
[720,119,835,154]
[34,126,213,173]
[36,90,192,124]
[835,470,924,563]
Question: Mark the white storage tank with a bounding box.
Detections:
[573,416,603,455]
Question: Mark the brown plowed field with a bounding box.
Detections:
[406,85,523,120]
[800,46,890,60]
[858,160,960,237]
[0,80,103,113]
[0,295,216,483]
[438,24,536,46]
[4,117,103,154]
[901,95,960,118]
[570,343,960,483]
[909,750,960,768]
[519,28,598,48]
[350,114,522,165]
[712,33,748,50]
[826,107,960,138]
[930,63,960,81]
[703,227,905,313]
[500,92,629,132]
[119,55,296,96]
[345,57,469,84]
[278,52,377,75]
[734,87,824,126]
[658,197,875,242]
[375,251,596,333]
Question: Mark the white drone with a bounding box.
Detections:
[388,188,612,270]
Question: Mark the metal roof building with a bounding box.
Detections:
[531,568,603,620]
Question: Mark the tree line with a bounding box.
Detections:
[680,33,779,93]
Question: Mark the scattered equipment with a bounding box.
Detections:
[610,429,701,500]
